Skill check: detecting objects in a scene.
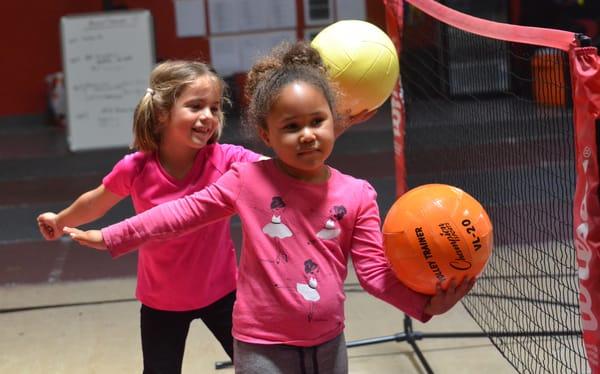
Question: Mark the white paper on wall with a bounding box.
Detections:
[174,0,207,37]
[210,30,296,76]
[208,0,296,34]
[335,0,366,20]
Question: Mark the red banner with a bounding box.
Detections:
[570,45,600,373]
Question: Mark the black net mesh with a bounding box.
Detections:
[399,3,588,373]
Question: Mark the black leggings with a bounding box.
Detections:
[140,291,235,374]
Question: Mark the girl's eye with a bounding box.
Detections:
[210,107,220,113]
[311,118,323,126]
[283,123,299,131]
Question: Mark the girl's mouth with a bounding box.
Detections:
[298,148,319,155]
[192,127,211,134]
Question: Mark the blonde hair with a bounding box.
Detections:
[132,60,228,152]
[243,41,340,134]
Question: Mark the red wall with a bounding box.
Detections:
[1,1,384,117]
[1,2,101,116]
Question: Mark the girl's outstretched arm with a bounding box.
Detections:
[37,185,124,240]
[75,164,242,257]
[63,227,107,250]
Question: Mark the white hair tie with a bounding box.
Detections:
[146,88,155,96]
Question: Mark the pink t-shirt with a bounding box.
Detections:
[102,143,260,311]
[103,159,431,346]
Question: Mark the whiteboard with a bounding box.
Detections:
[61,10,155,151]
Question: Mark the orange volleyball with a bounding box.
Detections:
[383,184,493,295]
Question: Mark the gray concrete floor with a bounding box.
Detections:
[0,271,516,373]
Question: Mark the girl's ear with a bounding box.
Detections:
[259,127,271,147]
[157,109,169,126]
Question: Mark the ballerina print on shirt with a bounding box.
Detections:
[296,259,324,322]
[262,196,293,263]
[316,205,347,240]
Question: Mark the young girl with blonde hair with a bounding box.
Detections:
[37,60,263,373]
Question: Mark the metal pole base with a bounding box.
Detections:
[346,314,435,374]
[215,360,233,370]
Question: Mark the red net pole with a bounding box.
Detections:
[570,44,600,373]
[383,0,407,197]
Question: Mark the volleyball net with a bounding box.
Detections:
[383,0,600,372]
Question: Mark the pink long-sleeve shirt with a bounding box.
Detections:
[103,159,431,346]
[102,143,260,311]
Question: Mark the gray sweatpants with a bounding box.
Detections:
[234,333,348,374]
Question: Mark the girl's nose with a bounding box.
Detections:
[199,107,214,119]
[300,126,316,142]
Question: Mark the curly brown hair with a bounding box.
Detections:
[243,41,340,135]
[132,60,229,152]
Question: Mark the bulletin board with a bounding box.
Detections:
[60,10,155,151]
